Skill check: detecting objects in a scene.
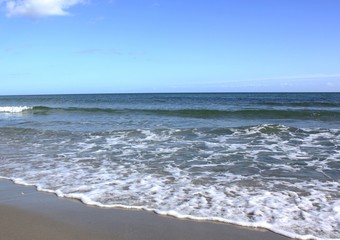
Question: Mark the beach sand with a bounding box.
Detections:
[0,179,291,240]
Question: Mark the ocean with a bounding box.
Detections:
[0,93,339,240]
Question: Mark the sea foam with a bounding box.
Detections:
[0,106,32,113]
[0,125,339,240]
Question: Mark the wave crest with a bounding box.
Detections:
[0,106,33,113]
[30,106,340,121]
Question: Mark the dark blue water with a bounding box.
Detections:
[0,93,339,131]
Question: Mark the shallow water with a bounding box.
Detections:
[0,93,339,239]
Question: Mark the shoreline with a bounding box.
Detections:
[0,179,292,240]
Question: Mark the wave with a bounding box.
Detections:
[8,106,338,121]
[1,124,338,142]
[0,106,33,113]
[1,105,340,121]
[259,102,340,107]
[1,122,339,240]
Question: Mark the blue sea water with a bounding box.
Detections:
[0,93,339,239]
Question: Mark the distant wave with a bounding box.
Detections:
[260,102,340,107]
[1,105,338,121]
[0,124,306,135]
[0,106,33,113]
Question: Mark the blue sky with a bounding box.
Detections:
[1,0,340,94]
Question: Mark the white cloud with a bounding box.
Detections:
[1,0,85,17]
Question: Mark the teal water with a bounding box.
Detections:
[0,93,339,239]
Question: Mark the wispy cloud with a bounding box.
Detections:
[1,0,86,17]
[1,72,31,79]
[4,44,32,53]
[88,16,105,25]
[75,47,147,57]
[75,48,121,55]
[151,1,161,7]
[258,73,340,81]
[167,73,340,92]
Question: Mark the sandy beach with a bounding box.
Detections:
[0,179,291,240]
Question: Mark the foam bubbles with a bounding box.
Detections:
[0,125,339,240]
[0,106,32,113]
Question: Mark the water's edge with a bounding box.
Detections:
[0,176,296,240]
[0,176,325,240]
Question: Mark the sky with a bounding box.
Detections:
[1,0,340,95]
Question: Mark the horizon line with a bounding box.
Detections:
[1,91,339,97]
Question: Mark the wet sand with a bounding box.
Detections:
[0,179,291,240]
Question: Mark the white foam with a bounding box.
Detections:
[1,125,339,240]
[3,173,338,240]
[0,106,32,113]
